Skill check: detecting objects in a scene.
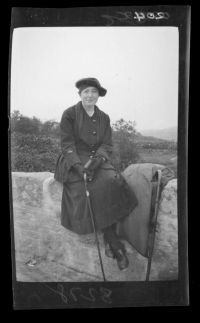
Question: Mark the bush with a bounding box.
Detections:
[111,119,139,171]
[10,112,140,172]
[11,133,60,172]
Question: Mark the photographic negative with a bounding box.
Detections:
[9,6,190,308]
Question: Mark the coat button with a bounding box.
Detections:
[91,150,95,153]
[92,119,96,123]
[92,131,97,135]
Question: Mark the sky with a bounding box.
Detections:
[11,27,179,131]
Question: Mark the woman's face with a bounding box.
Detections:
[79,86,99,107]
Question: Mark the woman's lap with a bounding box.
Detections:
[61,168,134,234]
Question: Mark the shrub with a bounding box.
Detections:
[11,133,60,172]
[10,112,140,172]
[111,119,139,171]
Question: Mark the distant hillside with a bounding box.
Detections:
[140,127,177,142]
[134,134,167,144]
[134,132,177,149]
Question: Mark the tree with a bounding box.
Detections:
[41,120,60,137]
[111,119,139,171]
[14,116,41,134]
[11,111,42,134]
[112,118,137,136]
[11,110,22,120]
[10,110,22,131]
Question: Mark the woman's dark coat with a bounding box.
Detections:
[55,101,138,234]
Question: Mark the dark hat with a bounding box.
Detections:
[75,77,107,97]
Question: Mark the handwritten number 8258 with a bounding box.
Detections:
[70,287,112,304]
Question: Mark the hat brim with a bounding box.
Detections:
[75,79,107,97]
[98,87,107,97]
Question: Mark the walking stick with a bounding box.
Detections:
[83,171,106,282]
[145,169,162,281]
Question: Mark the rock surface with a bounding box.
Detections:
[149,179,178,280]
[11,167,178,282]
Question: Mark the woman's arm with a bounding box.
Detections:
[60,108,82,170]
[95,115,113,161]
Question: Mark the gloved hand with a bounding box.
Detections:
[88,156,105,172]
[82,159,94,182]
[84,169,94,182]
[73,163,84,179]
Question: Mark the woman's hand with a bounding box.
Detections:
[88,156,106,172]
[73,162,96,181]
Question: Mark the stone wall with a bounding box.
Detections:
[11,167,178,282]
[150,179,178,280]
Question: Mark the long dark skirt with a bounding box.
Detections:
[61,167,138,235]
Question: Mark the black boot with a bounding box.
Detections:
[103,223,129,269]
[112,247,129,271]
[105,243,115,258]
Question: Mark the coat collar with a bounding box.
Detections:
[76,101,100,114]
